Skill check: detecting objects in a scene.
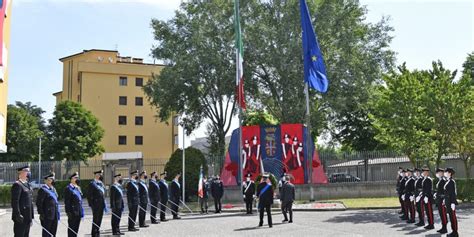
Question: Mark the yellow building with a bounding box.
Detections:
[54,49,178,167]
[0,0,13,153]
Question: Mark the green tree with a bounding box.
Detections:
[14,101,46,132]
[0,104,43,162]
[145,0,236,160]
[370,64,435,165]
[164,147,207,201]
[243,0,395,146]
[46,101,104,162]
[242,109,278,126]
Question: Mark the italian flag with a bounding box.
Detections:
[234,0,246,110]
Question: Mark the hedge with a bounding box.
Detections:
[0,185,11,207]
[457,179,474,202]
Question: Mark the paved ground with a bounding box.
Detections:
[1,207,473,236]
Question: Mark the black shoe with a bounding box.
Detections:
[139,224,149,228]
[437,228,447,234]
[289,220,293,223]
[282,219,288,223]
[406,220,415,224]
[151,220,160,224]
[415,222,425,226]
[173,216,182,219]
[398,210,403,214]
[161,218,168,222]
[258,222,263,227]
[447,232,459,237]
[269,225,273,228]
[424,225,434,230]
[128,228,139,232]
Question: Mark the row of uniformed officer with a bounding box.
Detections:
[11,165,34,237]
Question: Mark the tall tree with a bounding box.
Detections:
[243,0,395,146]
[14,101,46,132]
[46,101,104,162]
[145,0,236,159]
[0,104,43,162]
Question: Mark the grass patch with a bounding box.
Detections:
[324,197,400,208]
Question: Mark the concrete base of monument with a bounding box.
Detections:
[219,201,346,213]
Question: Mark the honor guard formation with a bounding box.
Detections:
[397,166,459,237]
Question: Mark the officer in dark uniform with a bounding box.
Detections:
[110,173,124,236]
[11,165,34,237]
[434,168,448,234]
[413,168,425,226]
[169,173,182,219]
[148,172,161,224]
[243,173,255,214]
[199,176,209,214]
[211,175,224,213]
[158,172,169,221]
[396,167,404,215]
[403,168,416,223]
[87,170,106,237]
[281,173,295,223]
[398,169,408,220]
[421,167,434,230]
[257,173,273,228]
[36,173,60,237]
[64,172,83,237]
[126,170,140,232]
[443,167,458,237]
[138,171,149,228]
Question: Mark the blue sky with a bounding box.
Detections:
[6,0,474,142]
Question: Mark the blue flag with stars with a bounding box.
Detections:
[300,0,328,93]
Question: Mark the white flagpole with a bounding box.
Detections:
[304,82,314,201]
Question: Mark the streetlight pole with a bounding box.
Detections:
[182,126,186,204]
[38,137,42,183]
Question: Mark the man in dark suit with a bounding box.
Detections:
[421,167,434,230]
[36,173,60,237]
[64,172,83,237]
[444,167,458,237]
[413,168,425,226]
[110,173,125,236]
[138,171,149,228]
[435,168,448,234]
[211,175,224,213]
[169,173,181,219]
[399,169,408,220]
[257,173,274,228]
[87,170,106,237]
[11,165,34,237]
[281,174,295,223]
[404,168,416,224]
[243,173,255,214]
[127,170,140,232]
[158,172,169,221]
[148,172,161,224]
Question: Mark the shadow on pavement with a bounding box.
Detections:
[234,223,285,232]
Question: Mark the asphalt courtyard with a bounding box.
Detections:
[0,208,473,236]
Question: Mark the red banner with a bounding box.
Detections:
[241,126,261,180]
[280,124,305,184]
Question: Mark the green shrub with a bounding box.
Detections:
[164,147,207,201]
[457,179,474,202]
[0,185,12,207]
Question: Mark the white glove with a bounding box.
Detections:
[243,195,246,199]
[433,193,437,199]
[451,203,455,211]
[424,197,428,204]
[253,195,256,199]
[442,200,445,205]
[409,196,415,202]
[401,194,406,201]
[415,196,421,203]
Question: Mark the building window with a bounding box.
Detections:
[118,116,127,125]
[135,97,143,106]
[135,136,143,145]
[135,116,143,126]
[119,96,127,105]
[136,77,143,87]
[119,76,127,86]
[118,136,127,145]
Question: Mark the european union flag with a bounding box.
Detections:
[300,0,328,93]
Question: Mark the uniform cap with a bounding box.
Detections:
[93,170,103,175]
[69,172,79,179]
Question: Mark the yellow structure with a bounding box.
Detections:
[0,0,13,153]
[54,49,178,163]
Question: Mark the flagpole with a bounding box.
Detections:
[305,80,314,201]
[235,0,244,192]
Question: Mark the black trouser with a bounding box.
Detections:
[13,219,31,237]
[91,208,103,236]
[424,199,434,226]
[128,204,138,229]
[245,199,253,214]
[160,200,167,220]
[67,215,81,237]
[404,197,415,221]
[139,202,148,226]
[41,217,58,237]
[111,208,122,234]
[199,197,208,213]
[171,199,179,217]
[259,204,272,227]
[150,200,159,222]
[447,204,458,234]
[214,198,222,212]
[416,198,424,223]
[282,201,293,221]
[436,199,448,228]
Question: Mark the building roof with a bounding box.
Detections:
[59,49,118,61]
[52,91,62,96]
